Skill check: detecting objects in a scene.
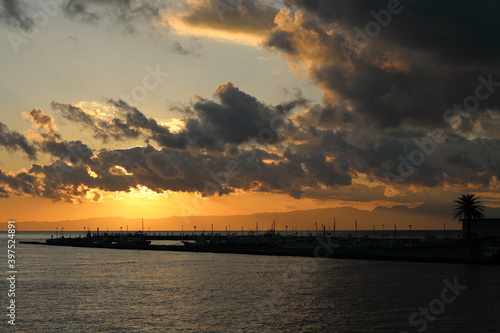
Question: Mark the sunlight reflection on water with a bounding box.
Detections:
[4,233,500,332]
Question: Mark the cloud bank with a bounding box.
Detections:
[2,1,500,207]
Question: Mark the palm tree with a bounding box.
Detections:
[452,194,486,254]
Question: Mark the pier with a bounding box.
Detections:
[20,230,500,265]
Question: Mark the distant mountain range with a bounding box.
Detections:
[4,203,500,231]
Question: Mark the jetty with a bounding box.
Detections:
[20,230,500,265]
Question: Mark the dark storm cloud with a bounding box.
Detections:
[266,0,500,130]
[266,30,296,54]
[79,144,350,199]
[0,82,329,202]
[313,125,500,189]
[188,82,305,148]
[0,0,34,30]
[50,102,94,127]
[0,122,37,158]
[51,101,145,143]
[284,0,500,64]
[52,82,307,152]
[0,186,9,198]
[41,140,94,164]
[257,0,500,191]
[4,144,343,201]
[0,169,39,198]
[28,108,57,129]
[28,162,97,202]
[109,99,187,149]
[5,78,499,203]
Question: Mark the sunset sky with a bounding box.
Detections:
[1,0,500,228]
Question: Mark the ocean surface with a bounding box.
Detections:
[2,232,499,332]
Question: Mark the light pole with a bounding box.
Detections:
[56,227,58,238]
[355,220,358,238]
[333,218,336,237]
[409,225,412,246]
[285,225,288,238]
[382,224,384,238]
[61,227,64,238]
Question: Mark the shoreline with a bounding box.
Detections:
[20,241,500,265]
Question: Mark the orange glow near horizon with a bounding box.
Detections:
[0,187,463,231]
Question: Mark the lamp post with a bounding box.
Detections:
[56,227,58,238]
[355,220,358,238]
[409,225,412,247]
[285,225,288,238]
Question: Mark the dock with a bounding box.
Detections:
[20,239,500,265]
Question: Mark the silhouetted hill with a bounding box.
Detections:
[1,202,488,231]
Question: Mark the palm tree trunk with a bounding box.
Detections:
[467,219,473,256]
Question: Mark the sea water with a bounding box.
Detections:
[1,232,499,332]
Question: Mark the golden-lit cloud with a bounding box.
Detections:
[163,0,279,45]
